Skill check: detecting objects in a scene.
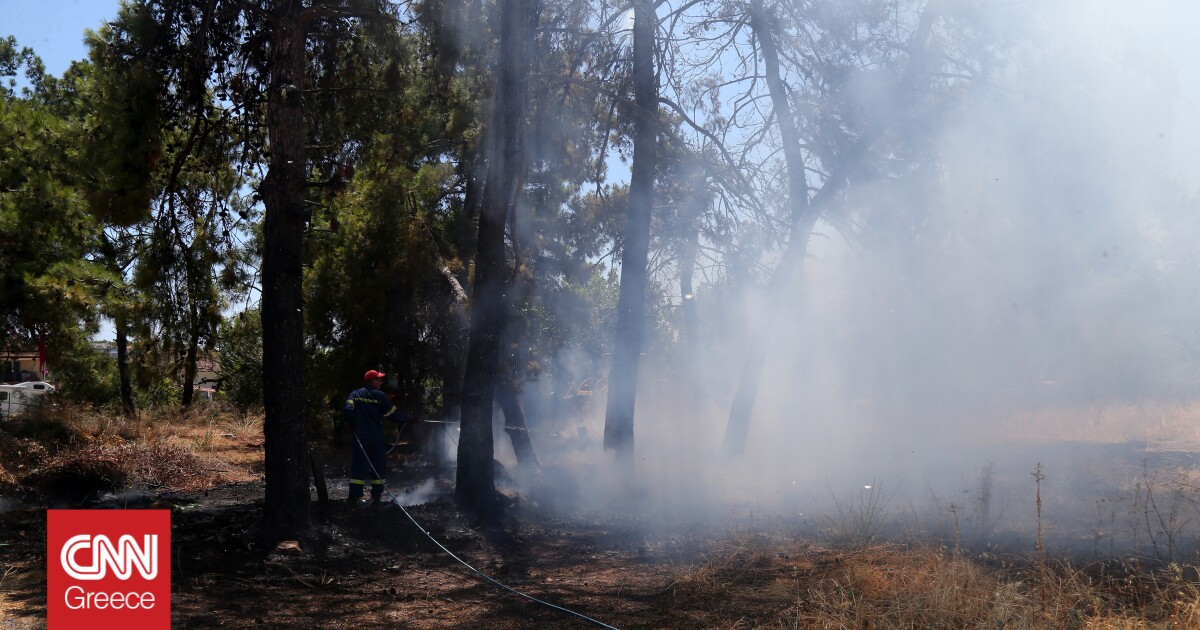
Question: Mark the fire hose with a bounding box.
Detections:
[352,433,620,629]
[385,418,461,454]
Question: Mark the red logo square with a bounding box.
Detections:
[47,509,171,629]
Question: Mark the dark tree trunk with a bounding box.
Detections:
[181,323,199,406]
[443,144,482,424]
[603,0,658,458]
[439,312,467,422]
[115,313,134,416]
[456,0,535,519]
[260,1,310,541]
[678,170,703,361]
[723,0,814,457]
[458,141,486,262]
[100,231,136,416]
[384,273,413,398]
[497,379,539,470]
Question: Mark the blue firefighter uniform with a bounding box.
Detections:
[343,381,408,501]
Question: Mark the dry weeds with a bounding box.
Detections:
[669,532,1200,629]
[0,401,263,498]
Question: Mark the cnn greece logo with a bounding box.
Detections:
[48,510,170,629]
[61,533,158,580]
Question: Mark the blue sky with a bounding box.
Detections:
[6,1,121,75]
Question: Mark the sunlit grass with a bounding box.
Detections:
[1,400,264,494]
[670,535,1200,629]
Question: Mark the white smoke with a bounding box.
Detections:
[503,0,1200,556]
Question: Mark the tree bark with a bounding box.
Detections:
[722,0,814,457]
[260,1,310,541]
[438,300,467,423]
[678,194,703,412]
[181,323,199,406]
[115,312,135,416]
[456,0,535,520]
[603,0,658,458]
[678,164,704,364]
[497,379,540,470]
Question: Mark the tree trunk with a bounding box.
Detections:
[115,312,135,416]
[456,0,535,520]
[458,141,486,262]
[497,379,539,470]
[260,1,310,541]
[603,0,658,458]
[721,217,815,457]
[384,272,412,397]
[181,323,199,406]
[678,195,703,413]
[722,0,814,457]
[678,167,703,363]
[443,146,481,424]
[439,311,466,422]
[722,1,940,457]
[435,243,535,471]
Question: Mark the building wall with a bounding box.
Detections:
[2,355,44,383]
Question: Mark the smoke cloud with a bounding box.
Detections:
[481,0,1200,556]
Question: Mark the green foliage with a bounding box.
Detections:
[305,155,455,410]
[0,38,104,375]
[0,36,45,94]
[48,338,119,406]
[0,5,671,426]
[299,18,481,413]
[218,310,263,409]
[81,4,259,408]
[82,5,163,226]
[135,377,184,409]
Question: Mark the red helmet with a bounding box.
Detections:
[364,369,387,382]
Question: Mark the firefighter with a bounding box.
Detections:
[343,369,409,504]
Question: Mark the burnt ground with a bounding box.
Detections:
[0,448,769,630]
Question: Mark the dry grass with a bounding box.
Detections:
[0,401,263,498]
[794,548,1032,629]
[668,532,1200,629]
[29,441,234,495]
[0,434,48,492]
[819,482,893,549]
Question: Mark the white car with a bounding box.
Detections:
[11,381,56,391]
[12,381,56,393]
[0,382,56,418]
